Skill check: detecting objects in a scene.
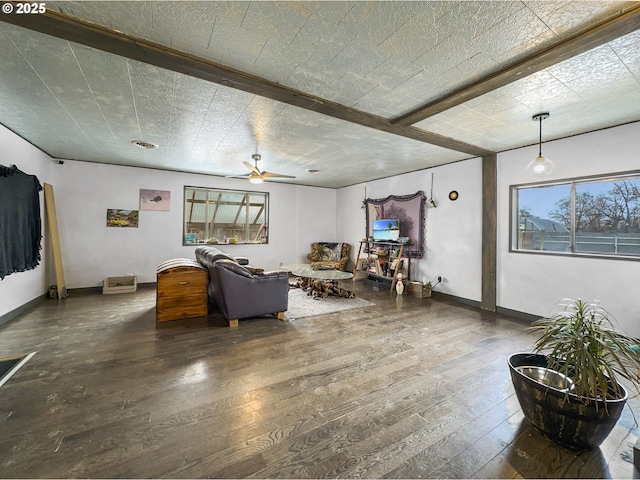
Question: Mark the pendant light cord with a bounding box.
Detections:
[528,113,552,176]
[538,116,543,158]
[430,173,434,198]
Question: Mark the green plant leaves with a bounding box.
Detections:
[530,298,640,403]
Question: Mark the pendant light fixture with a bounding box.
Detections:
[527,112,554,176]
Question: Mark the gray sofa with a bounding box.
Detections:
[195,246,289,327]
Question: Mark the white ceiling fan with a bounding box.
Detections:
[229,154,296,184]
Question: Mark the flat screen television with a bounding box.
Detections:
[372,219,400,241]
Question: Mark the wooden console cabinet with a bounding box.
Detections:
[156,259,208,323]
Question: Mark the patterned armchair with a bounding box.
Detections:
[307,242,351,271]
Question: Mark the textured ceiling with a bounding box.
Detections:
[1,1,639,188]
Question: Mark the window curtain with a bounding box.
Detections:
[0,165,43,279]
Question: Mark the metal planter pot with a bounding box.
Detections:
[508,353,627,450]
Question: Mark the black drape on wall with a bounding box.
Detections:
[0,165,43,280]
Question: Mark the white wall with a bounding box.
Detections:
[337,158,484,301]
[51,160,335,288]
[5,119,638,338]
[295,183,338,258]
[498,122,640,337]
[336,183,366,267]
[0,125,54,318]
[337,122,640,338]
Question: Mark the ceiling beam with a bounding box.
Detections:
[392,4,640,127]
[0,5,492,158]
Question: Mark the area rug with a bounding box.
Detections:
[284,288,375,321]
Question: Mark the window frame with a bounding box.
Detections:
[509,169,640,262]
[183,185,269,246]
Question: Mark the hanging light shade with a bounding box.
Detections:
[527,113,554,176]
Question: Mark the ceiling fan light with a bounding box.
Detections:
[527,155,554,176]
[249,175,263,184]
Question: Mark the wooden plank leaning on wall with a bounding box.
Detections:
[44,183,67,299]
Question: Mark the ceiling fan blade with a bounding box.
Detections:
[225,174,250,179]
[261,171,296,179]
[243,161,261,175]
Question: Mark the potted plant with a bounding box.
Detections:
[508,298,640,449]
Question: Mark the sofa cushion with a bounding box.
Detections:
[309,242,342,262]
[320,243,342,262]
[195,246,236,269]
[307,242,350,271]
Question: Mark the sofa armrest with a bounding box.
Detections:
[262,269,289,276]
[211,264,289,321]
[216,259,253,278]
[235,256,250,266]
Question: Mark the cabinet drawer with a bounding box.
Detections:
[157,272,207,297]
[156,294,207,322]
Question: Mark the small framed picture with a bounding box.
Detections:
[106,209,139,228]
[140,189,170,211]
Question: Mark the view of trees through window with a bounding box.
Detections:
[514,175,640,257]
[183,187,268,245]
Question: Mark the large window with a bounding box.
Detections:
[512,172,640,258]
[183,186,268,245]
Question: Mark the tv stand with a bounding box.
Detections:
[352,240,412,292]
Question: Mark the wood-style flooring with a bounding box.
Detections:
[1,282,638,479]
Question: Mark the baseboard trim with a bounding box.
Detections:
[69,286,103,295]
[495,306,541,323]
[430,291,481,309]
[430,291,540,323]
[68,282,156,295]
[0,294,47,327]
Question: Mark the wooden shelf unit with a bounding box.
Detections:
[352,240,412,292]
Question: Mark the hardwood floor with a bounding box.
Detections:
[1,282,638,478]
